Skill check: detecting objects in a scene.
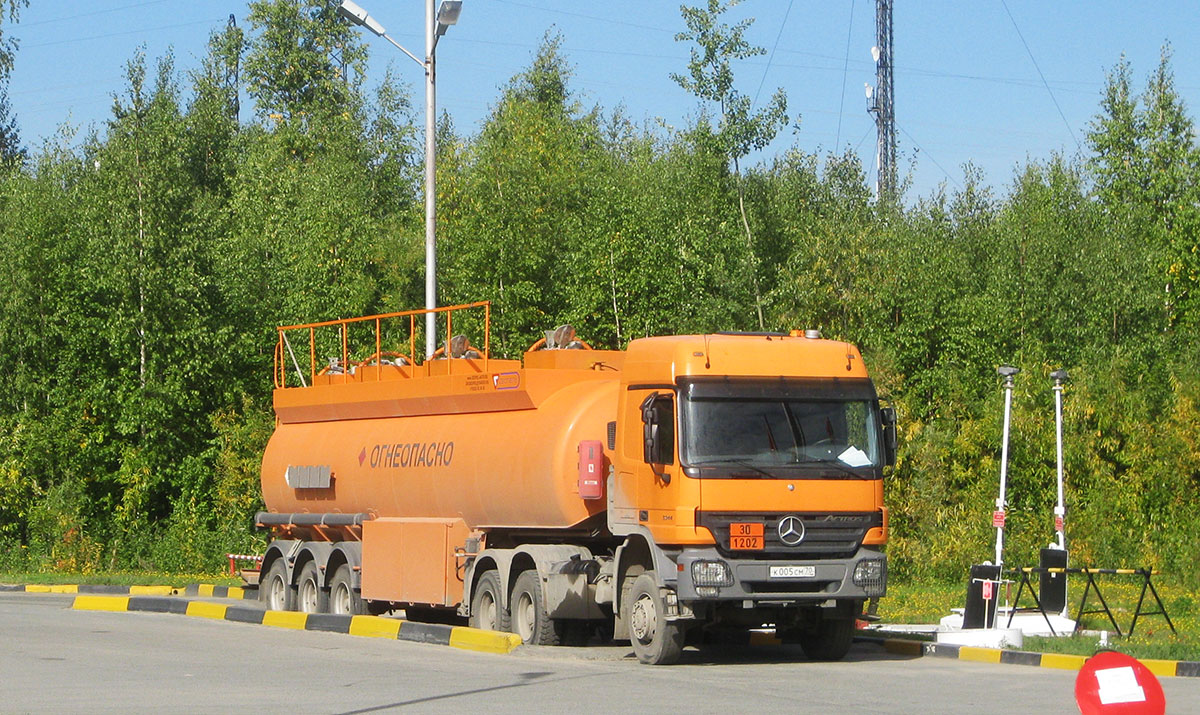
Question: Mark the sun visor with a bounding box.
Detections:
[680,376,878,401]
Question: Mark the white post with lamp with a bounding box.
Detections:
[336,0,462,360]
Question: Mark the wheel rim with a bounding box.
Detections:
[630,592,656,643]
[515,591,535,642]
[299,577,318,613]
[331,583,351,615]
[478,591,497,630]
[268,574,287,611]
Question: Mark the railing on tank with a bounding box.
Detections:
[273,301,491,389]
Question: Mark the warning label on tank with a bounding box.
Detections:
[367,441,454,469]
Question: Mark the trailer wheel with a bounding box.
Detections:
[799,616,854,661]
[260,559,295,612]
[627,572,684,665]
[469,570,510,633]
[510,570,559,645]
[329,564,366,616]
[296,562,328,614]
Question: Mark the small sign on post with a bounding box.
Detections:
[992,510,1006,528]
[982,580,994,601]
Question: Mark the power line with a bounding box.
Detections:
[489,0,673,34]
[897,122,963,191]
[21,18,227,50]
[999,0,1080,151]
[16,1,175,30]
[751,0,794,109]
[834,0,855,148]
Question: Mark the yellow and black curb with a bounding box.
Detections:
[863,636,1200,678]
[0,584,179,596]
[182,583,252,600]
[70,594,523,655]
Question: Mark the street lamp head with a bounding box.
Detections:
[337,0,386,37]
[436,0,462,36]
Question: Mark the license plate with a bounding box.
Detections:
[770,565,816,579]
[729,522,764,550]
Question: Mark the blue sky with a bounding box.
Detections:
[8,1,1199,197]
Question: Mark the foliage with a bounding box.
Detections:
[0,4,1198,588]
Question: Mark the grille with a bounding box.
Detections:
[698,511,881,560]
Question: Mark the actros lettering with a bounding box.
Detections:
[368,441,455,469]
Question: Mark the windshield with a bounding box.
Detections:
[681,395,881,473]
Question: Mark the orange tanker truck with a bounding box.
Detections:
[257,302,895,664]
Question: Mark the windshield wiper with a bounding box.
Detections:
[791,456,867,478]
[691,458,774,478]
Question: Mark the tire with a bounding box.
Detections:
[328,564,367,616]
[296,561,328,614]
[260,559,295,612]
[626,571,685,665]
[799,616,855,661]
[470,570,511,633]
[510,570,559,645]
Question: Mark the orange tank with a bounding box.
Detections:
[262,323,625,530]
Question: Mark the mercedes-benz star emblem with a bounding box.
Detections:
[778,515,806,546]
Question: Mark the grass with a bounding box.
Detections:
[879,578,1200,662]
[0,571,242,587]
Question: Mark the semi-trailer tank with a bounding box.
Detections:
[257,302,895,665]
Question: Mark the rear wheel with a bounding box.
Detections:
[799,616,855,661]
[328,564,367,616]
[260,559,295,612]
[511,570,559,645]
[296,562,328,614]
[470,570,510,633]
[626,571,685,665]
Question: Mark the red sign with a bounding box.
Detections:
[981,580,993,601]
[1055,515,1065,532]
[1074,651,1165,715]
[992,510,1006,528]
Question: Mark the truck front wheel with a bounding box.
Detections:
[627,572,685,665]
[469,570,510,633]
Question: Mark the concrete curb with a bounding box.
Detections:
[71,594,523,656]
[861,636,1200,678]
[1,584,180,595]
[0,583,250,598]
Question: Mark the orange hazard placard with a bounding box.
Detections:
[729,522,764,550]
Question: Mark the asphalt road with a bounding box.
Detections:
[2,592,1197,714]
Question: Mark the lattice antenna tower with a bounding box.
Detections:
[866,0,895,200]
[223,14,242,123]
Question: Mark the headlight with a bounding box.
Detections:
[853,559,886,595]
[691,559,733,587]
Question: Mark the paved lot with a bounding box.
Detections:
[2,592,1197,713]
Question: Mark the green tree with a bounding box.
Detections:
[672,0,788,329]
[1088,47,1200,333]
[243,0,368,122]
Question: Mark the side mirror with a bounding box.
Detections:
[880,406,897,467]
[641,394,657,464]
[639,393,674,468]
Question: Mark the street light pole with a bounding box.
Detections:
[423,0,437,361]
[337,0,461,360]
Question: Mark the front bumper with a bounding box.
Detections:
[674,546,886,602]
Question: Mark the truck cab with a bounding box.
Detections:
[607,332,893,663]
